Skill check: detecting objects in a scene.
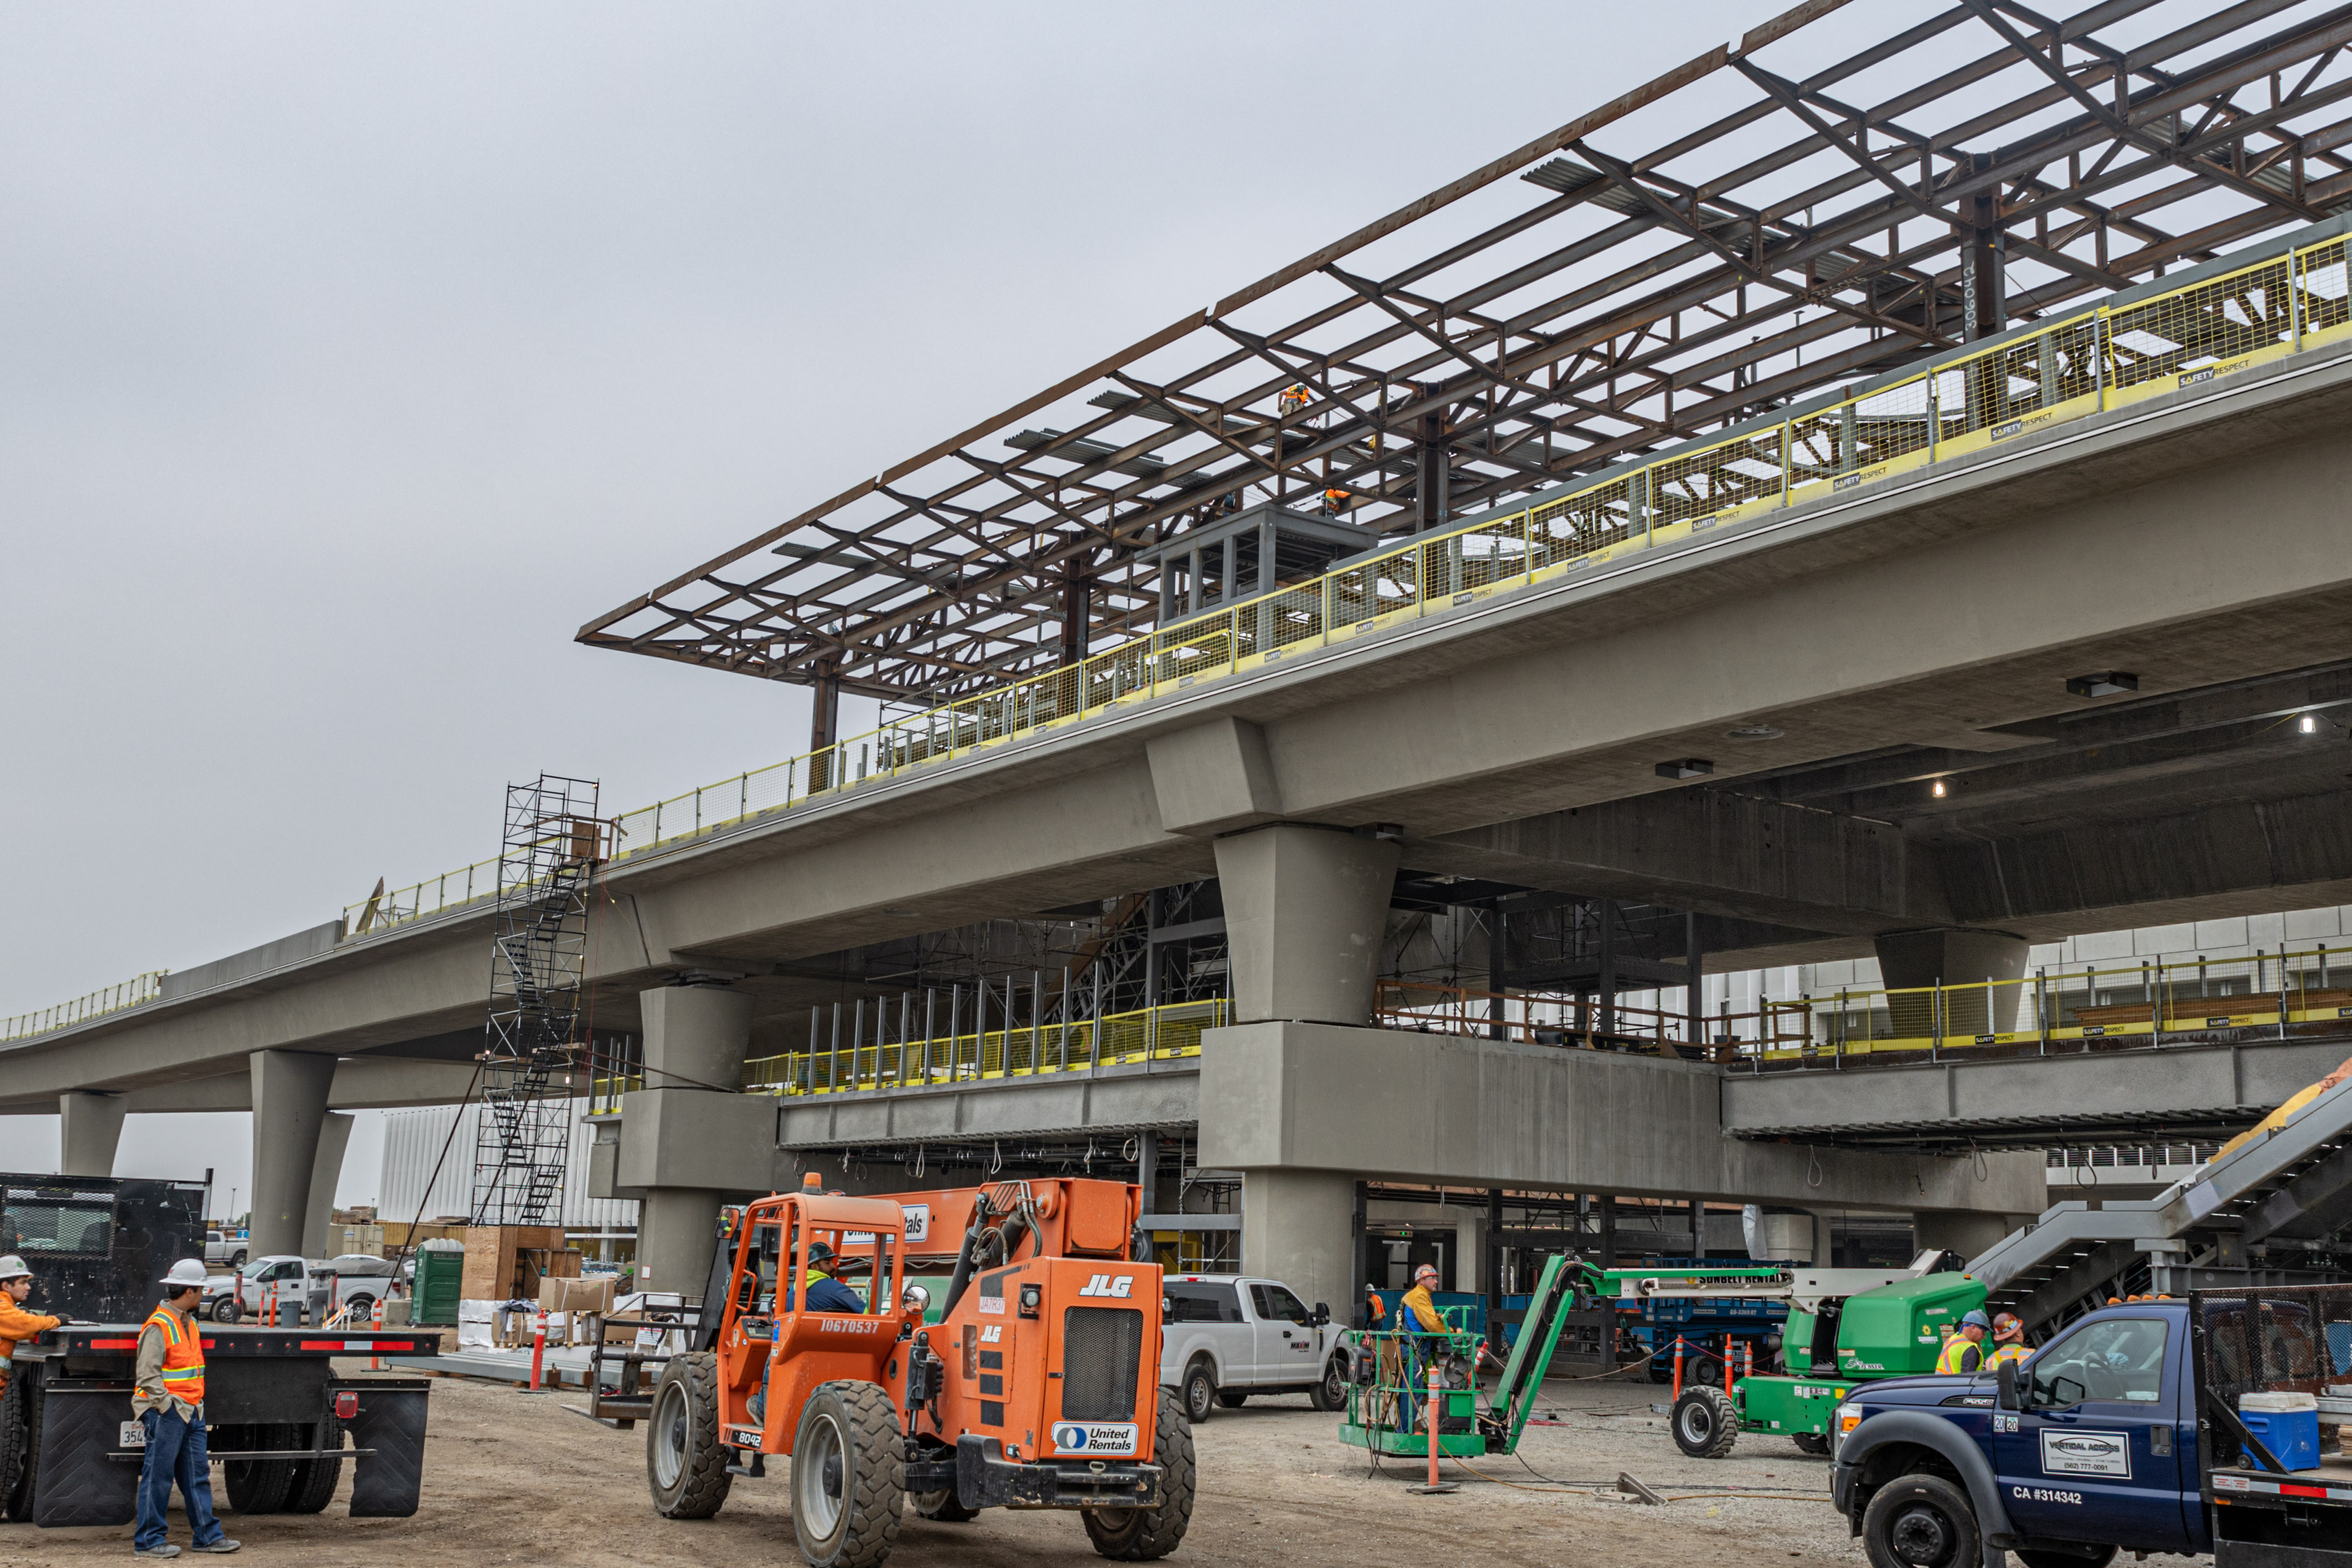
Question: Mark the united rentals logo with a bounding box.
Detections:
[1079,1274,1135,1299]
[1052,1421,1139,1455]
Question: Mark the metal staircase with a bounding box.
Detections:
[1971,1072,2352,1333]
[471,776,603,1227]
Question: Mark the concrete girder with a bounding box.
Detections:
[1195,1022,2044,1212]
[1939,787,2352,931]
[1421,791,1947,938]
[1722,1037,2352,1150]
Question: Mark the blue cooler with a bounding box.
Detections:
[2241,1392,2321,1471]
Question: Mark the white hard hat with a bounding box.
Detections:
[159,1258,208,1290]
[0,1255,29,1282]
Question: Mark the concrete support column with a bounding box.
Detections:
[1913,1209,2011,1263]
[249,1050,337,1258]
[300,1112,354,1259]
[58,1093,126,1178]
[1875,928,2030,1036]
[626,986,756,1298]
[1240,1168,1355,1320]
[1213,824,1400,1026]
[637,1188,725,1297]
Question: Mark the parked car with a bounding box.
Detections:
[203,1228,247,1268]
[1158,1273,1349,1422]
[210,1254,389,1324]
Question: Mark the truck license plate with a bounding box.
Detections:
[1052,1422,1138,1456]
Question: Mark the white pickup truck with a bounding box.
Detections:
[1158,1273,1349,1423]
[208,1254,393,1324]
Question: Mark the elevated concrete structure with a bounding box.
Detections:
[12,304,2352,1286]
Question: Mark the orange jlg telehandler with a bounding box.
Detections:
[644,1173,1193,1568]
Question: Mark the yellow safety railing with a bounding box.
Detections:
[1752,943,2351,1067]
[743,998,1227,1097]
[2,970,170,1043]
[336,222,2352,938]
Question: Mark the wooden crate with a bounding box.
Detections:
[460,1226,572,1302]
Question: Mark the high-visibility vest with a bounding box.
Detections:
[1988,1342,2030,1369]
[144,1304,206,1407]
[1935,1333,1984,1375]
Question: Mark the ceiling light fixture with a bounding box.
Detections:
[1725,725,1783,742]
[1655,758,1715,780]
[1932,779,1948,798]
[2300,714,2320,734]
[2065,671,2139,698]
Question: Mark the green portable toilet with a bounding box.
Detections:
[413,1239,466,1326]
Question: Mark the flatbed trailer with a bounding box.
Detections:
[3,1326,436,1525]
[0,1172,437,1526]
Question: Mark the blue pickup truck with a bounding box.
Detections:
[1832,1286,2352,1567]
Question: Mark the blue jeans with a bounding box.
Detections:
[135,1407,224,1551]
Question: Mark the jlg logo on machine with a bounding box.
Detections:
[1078,1274,1135,1299]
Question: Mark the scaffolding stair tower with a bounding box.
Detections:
[471,774,604,1228]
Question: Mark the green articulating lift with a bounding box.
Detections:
[1339,1254,1580,1461]
[1572,1253,1988,1459]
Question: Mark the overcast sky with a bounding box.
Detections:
[0,2,1785,1210]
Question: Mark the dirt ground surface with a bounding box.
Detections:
[0,1367,1878,1567]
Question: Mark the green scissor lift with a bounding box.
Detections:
[1338,1254,1579,1458]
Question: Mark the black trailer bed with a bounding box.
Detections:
[5,1325,437,1526]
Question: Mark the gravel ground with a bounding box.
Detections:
[0,1367,1877,1566]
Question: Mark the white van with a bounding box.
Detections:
[1157,1274,1349,1422]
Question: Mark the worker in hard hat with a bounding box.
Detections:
[1396,1263,1450,1432]
[781,1241,865,1314]
[132,1259,238,1557]
[1986,1312,2031,1369]
[0,1256,63,1402]
[1936,1308,1992,1375]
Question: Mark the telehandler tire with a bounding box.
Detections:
[1082,1387,1193,1561]
[1792,1431,1830,1456]
[647,1351,733,1520]
[1670,1384,1739,1459]
[791,1380,903,1568]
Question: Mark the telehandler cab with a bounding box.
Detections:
[644,1175,1193,1568]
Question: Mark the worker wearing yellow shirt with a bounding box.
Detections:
[1397,1264,1449,1433]
[0,1257,63,1398]
[1400,1263,1447,1335]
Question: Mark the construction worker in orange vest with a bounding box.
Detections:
[133,1259,238,1557]
[0,1255,62,1400]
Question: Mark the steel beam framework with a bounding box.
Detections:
[580,0,2352,703]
